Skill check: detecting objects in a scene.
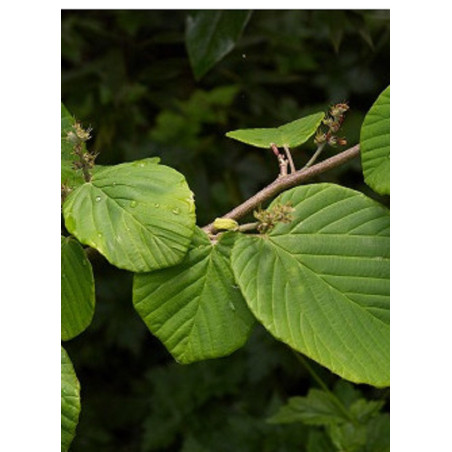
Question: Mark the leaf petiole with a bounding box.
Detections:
[303,143,326,169]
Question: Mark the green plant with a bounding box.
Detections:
[268,375,389,452]
[61,81,389,450]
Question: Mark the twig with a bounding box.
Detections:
[277,154,288,177]
[237,222,259,232]
[270,143,289,177]
[202,144,360,234]
[73,144,92,182]
[283,145,296,173]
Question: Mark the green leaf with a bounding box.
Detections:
[231,183,390,386]
[365,413,390,452]
[133,227,255,363]
[349,398,385,423]
[61,161,85,189]
[360,86,390,195]
[333,379,363,408]
[61,102,85,189]
[186,11,251,80]
[307,429,336,452]
[63,159,196,272]
[225,112,325,149]
[268,389,347,426]
[329,421,367,452]
[347,11,374,49]
[61,236,95,340]
[320,10,347,52]
[61,346,81,452]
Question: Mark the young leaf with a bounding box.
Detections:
[61,346,81,452]
[232,183,390,387]
[226,112,324,149]
[360,86,390,195]
[63,158,196,273]
[186,10,252,80]
[133,228,255,363]
[268,389,347,426]
[61,236,95,341]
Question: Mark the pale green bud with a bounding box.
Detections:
[213,218,239,231]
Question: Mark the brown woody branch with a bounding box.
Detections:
[202,144,360,234]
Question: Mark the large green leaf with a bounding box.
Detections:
[231,183,390,386]
[186,11,251,80]
[61,236,95,341]
[133,227,254,363]
[61,102,85,189]
[360,86,390,194]
[61,346,81,452]
[63,159,196,272]
[225,112,325,149]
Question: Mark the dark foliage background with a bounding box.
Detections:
[62,10,390,451]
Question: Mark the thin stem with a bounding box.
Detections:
[237,221,260,232]
[271,143,291,177]
[81,163,92,182]
[270,143,280,157]
[283,145,296,173]
[73,144,92,182]
[294,352,355,423]
[303,143,326,169]
[202,144,360,234]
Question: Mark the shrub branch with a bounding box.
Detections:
[202,144,360,235]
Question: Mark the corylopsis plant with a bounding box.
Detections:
[61,89,390,451]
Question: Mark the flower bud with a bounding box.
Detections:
[66,131,81,146]
[314,132,327,145]
[327,135,338,146]
[67,122,92,146]
[330,103,349,118]
[322,117,334,127]
[330,122,341,133]
[213,218,239,231]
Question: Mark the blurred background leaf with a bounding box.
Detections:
[186,10,252,80]
[62,9,389,451]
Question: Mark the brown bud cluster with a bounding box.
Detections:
[254,202,295,233]
[66,122,92,146]
[314,102,349,147]
[66,122,97,182]
[61,183,72,204]
[72,150,98,171]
